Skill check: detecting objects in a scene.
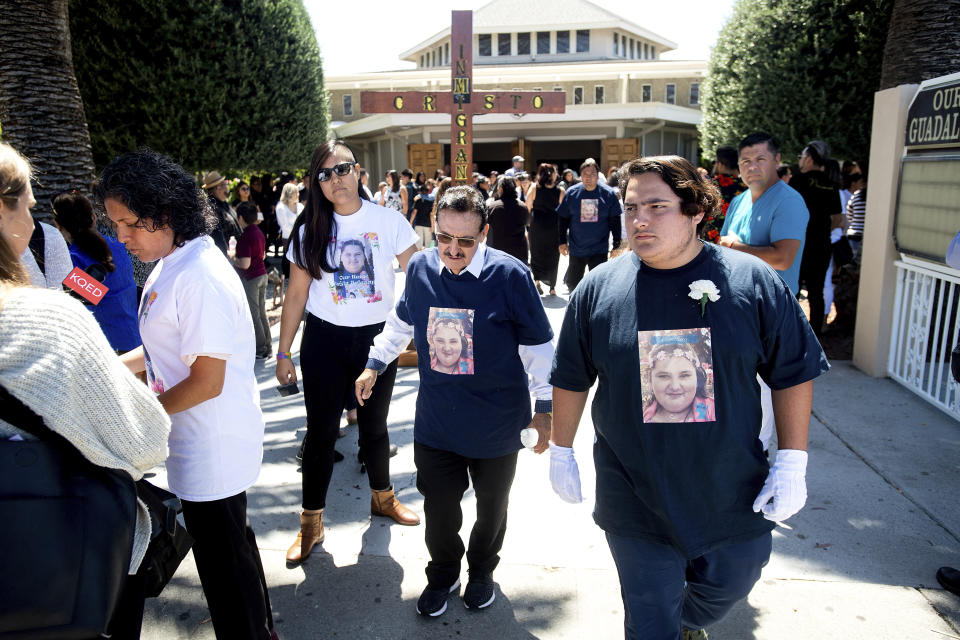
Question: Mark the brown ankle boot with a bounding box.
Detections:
[285,510,324,563]
[371,486,420,526]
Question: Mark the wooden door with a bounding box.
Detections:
[601,138,639,174]
[407,143,443,179]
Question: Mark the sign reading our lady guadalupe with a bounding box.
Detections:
[905,77,960,149]
[360,10,566,184]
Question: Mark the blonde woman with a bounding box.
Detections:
[276,182,303,280]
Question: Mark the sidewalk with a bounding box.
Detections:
[141,263,960,640]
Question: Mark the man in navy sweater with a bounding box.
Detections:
[356,186,555,618]
[557,158,622,292]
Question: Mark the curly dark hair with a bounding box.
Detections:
[618,156,722,233]
[92,149,215,247]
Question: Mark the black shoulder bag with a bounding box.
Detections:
[0,385,136,639]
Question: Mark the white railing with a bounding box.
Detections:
[889,257,960,420]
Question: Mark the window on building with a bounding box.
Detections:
[644,43,649,59]
[445,42,449,65]
[537,31,550,54]
[689,82,700,106]
[420,55,424,67]
[432,49,436,66]
[666,83,676,104]
[614,33,618,56]
[532,87,542,91]
[651,46,656,59]
[576,29,589,52]
[479,33,491,57]
[554,86,563,92]
[498,33,511,56]
[622,34,627,57]
[556,30,569,53]
[595,85,605,104]
[517,32,530,55]
[573,86,583,105]
[642,84,652,102]
[343,94,352,117]
[630,39,635,59]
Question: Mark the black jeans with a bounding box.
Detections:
[300,314,396,509]
[414,441,518,587]
[799,243,831,337]
[180,492,273,640]
[565,252,607,291]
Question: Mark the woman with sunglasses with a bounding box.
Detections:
[277,140,421,564]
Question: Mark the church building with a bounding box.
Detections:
[327,0,706,179]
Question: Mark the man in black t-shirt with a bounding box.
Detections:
[550,156,828,640]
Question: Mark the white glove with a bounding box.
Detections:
[549,442,583,504]
[752,449,808,522]
[520,428,539,449]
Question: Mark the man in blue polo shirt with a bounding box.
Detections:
[356,185,555,618]
[720,131,810,451]
[557,158,622,292]
[550,156,827,640]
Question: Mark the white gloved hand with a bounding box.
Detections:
[549,442,583,504]
[520,428,539,449]
[752,449,808,522]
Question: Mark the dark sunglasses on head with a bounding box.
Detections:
[316,162,357,183]
[436,232,476,248]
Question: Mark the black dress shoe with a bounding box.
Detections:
[937,567,960,596]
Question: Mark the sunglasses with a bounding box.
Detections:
[316,162,357,183]
[436,232,477,248]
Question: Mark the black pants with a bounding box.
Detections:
[414,442,518,587]
[180,492,273,640]
[799,243,831,337]
[300,314,396,509]
[565,252,607,290]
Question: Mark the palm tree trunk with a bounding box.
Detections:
[880,0,960,90]
[0,0,95,217]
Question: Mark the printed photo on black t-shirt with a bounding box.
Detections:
[580,199,599,222]
[330,234,382,304]
[638,328,716,423]
[427,307,474,375]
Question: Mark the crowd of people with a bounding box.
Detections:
[0,132,857,640]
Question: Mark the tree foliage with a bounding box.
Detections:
[699,0,893,163]
[69,0,327,174]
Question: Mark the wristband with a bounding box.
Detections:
[276,351,292,360]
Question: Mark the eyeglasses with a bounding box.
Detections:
[316,162,357,183]
[436,232,477,248]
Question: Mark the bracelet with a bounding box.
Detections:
[276,351,292,360]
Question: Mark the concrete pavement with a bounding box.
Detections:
[141,258,960,639]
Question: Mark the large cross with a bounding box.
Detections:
[360,10,566,184]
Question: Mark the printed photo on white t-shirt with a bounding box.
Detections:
[330,234,381,304]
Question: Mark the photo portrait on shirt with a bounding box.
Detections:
[427,307,475,375]
[332,235,380,303]
[638,328,716,423]
[580,199,599,222]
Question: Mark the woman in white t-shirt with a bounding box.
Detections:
[277,140,420,564]
[275,182,303,279]
[98,150,276,640]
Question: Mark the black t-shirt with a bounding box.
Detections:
[487,198,530,262]
[413,197,433,227]
[550,243,829,558]
[791,170,841,250]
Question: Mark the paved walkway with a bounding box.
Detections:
[142,258,960,639]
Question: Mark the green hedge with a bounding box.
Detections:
[70,0,328,173]
[699,0,892,163]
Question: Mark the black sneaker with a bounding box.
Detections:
[416,579,460,617]
[462,575,495,610]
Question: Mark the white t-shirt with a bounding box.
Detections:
[139,235,263,502]
[287,199,417,327]
[275,201,303,240]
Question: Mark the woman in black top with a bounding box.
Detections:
[525,164,565,295]
[792,140,842,337]
[486,175,530,264]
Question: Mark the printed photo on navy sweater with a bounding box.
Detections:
[580,199,598,222]
[331,234,380,304]
[639,328,716,423]
[427,307,474,375]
